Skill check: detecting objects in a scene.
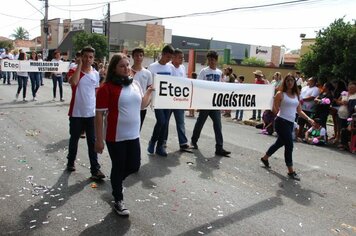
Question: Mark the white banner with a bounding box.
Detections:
[0,60,70,72]
[152,75,274,110]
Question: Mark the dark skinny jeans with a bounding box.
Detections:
[52,74,63,99]
[17,76,28,98]
[266,116,294,167]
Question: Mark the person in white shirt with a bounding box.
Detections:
[65,46,105,180]
[15,52,29,101]
[51,50,64,101]
[191,50,231,157]
[297,77,320,138]
[130,47,152,130]
[165,48,191,151]
[1,48,14,84]
[146,45,174,157]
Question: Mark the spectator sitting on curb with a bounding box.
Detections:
[304,118,326,146]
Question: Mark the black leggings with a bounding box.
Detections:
[106,139,141,202]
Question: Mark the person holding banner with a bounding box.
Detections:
[95,53,153,216]
[166,48,191,151]
[130,47,152,130]
[29,51,41,101]
[147,45,175,157]
[15,52,29,102]
[260,74,315,181]
[51,50,65,102]
[191,50,231,157]
[65,46,105,180]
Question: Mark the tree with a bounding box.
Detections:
[142,42,164,59]
[0,41,14,50]
[10,27,29,40]
[72,32,108,60]
[241,57,266,67]
[297,18,356,83]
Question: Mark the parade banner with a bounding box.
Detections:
[0,60,70,72]
[152,75,275,110]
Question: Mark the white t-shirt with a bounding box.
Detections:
[68,69,100,117]
[198,67,223,82]
[96,80,143,142]
[147,61,174,78]
[170,63,186,77]
[300,86,320,112]
[51,58,63,76]
[132,67,152,92]
[1,53,13,60]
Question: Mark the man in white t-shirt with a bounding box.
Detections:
[147,45,174,157]
[191,50,231,157]
[297,77,320,138]
[65,46,105,180]
[131,47,153,130]
[1,48,14,84]
[165,49,191,151]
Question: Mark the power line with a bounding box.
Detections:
[50,4,106,12]
[24,0,44,16]
[0,12,41,21]
[51,0,125,7]
[116,0,325,23]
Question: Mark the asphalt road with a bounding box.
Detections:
[0,78,355,236]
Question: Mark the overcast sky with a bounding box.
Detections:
[1,0,355,50]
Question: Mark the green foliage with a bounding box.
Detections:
[142,42,164,58]
[244,48,249,58]
[10,27,29,40]
[241,57,266,67]
[298,18,356,82]
[0,41,14,50]
[72,32,108,59]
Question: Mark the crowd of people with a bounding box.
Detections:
[1,45,355,217]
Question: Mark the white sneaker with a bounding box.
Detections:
[113,201,130,216]
[33,97,37,101]
[52,98,56,102]
[15,93,19,99]
[23,98,28,102]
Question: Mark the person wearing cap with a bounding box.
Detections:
[297,77,320,138]
[249,70,267,121]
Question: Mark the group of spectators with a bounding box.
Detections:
[232,67,355,152]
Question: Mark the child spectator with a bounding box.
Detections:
[304,118,326,146]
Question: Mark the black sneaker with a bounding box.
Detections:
[91,170,105,179]
[66,164,76,171]
[113,201,130,216]
[180,144,191,151]
[288,172,301,181]
[215,149,231,157]
[190,142,198,149]
[260,158,271,168]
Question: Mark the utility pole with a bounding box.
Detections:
[44,0,49,60]
[106,2,110,60]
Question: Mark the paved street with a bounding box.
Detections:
[0,79,355,236]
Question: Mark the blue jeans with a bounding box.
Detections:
[235,110,244,120]
[3,71,11,84]
[150,109,171,147]
[266,117,294,167]
[29,72,40,98]
[191,110,224,150]
[165,109,188,146]
[17,76,28,98]
[107,138,141,202]
[66,117,100,174]
[52,74,63,99]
